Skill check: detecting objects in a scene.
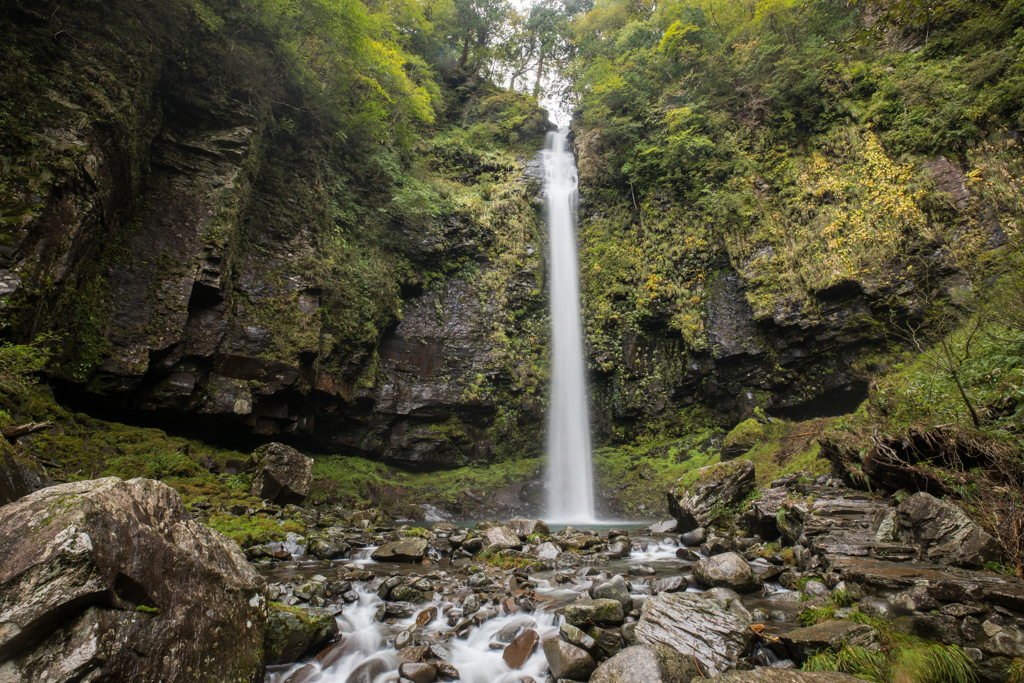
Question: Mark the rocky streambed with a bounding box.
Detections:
[3,458,1024,682]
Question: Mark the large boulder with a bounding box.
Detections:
[895,492,1001,567]
[635,592,752,676]
[265,603,339,665]
[371,538,429,563]
[590,644,699,683]
[667,461,756,530]
[0,477,266,682]
[250,442,313,506]
[693,552,759,593]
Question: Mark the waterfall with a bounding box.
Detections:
[542,128,595,523]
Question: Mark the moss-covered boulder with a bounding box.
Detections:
[667,460,756,531]
[721,419,763,461]
[564,599,625,627]
[0,477,266,682]
[264,603,339,665]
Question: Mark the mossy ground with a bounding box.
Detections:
[0,386,255,507]
[309,454,543,518]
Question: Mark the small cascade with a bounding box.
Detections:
[542,128,595,524]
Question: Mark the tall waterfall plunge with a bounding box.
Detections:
[543,128,595,523]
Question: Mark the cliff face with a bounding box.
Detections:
[0,0,551,466]
[3,0,1018,470]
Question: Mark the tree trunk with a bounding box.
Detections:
[457,37,470,69]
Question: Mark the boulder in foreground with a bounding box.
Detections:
[590,644,699,683]
[635,592,752,676]
[0,477,266,682]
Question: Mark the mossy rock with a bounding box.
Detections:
[721,419,764,460]
[265,603,338,665]
[564,599,625,628]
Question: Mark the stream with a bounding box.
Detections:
[262,529,802,683]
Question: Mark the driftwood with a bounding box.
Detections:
[2,422,53,439]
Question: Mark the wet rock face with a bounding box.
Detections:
[251,442,313,505]
[667,460,756,530]
[895,492,1001,567]
[0,477,266,682]
[635,592,753,676]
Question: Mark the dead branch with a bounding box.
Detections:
[2,422,53,439]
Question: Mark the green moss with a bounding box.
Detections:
[592,430,723,518]
[309,454,543,516]
[207,511,304,548]
[0,385,251,506]
[477,548,541,571]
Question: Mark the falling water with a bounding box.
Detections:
[543,128,595,523]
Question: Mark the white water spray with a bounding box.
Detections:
[543,128,595,523]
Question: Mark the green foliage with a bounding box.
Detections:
[207,510,305,548]
[0,334,54,397]
[477,547,542,570]
[803,605,978,683]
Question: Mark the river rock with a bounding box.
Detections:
[589,574,634,614]
[564,598,625,627]
[895,492,1001,567]
[560,622,598,651]
[587,625,624,658]
[542,638,597,680]
[371,538,429,562]
[667,461,756,531]
[250,442,313,505]
[779,620,876,663]
[485,526,523,550]
[347,655,395,683]
[398,662,437,683]
[507,519,550,537]
[678,528,706,546]
[693,552,759,593]
[699,670,872,682]
[653,576,688,594]
[533,542,561,560]
[649,520,679,533]
[589,644,699,683]
[265,604,339,664]
[503,628,540,668]
[635,592,753,676]
[0,477,266,682]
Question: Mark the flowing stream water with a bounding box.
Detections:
[264,532,799,683]
[542,128,595,524]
